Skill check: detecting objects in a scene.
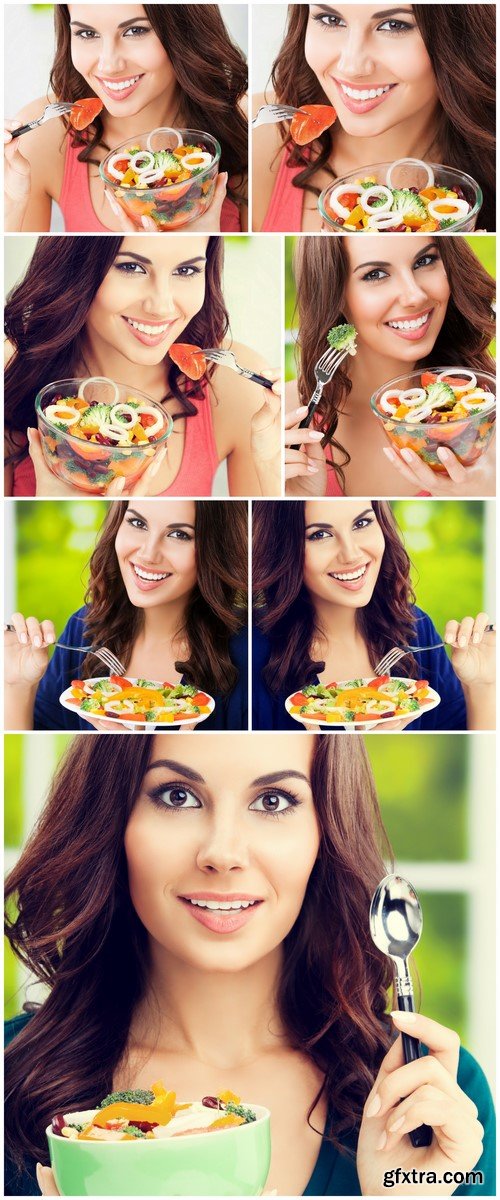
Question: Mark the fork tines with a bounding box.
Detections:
[93,647,126,675]
[315,346,349,374]
[374,648,407,675]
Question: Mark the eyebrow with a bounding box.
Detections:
[146,763,311,788]
[305,508,374,530]
[353,242,437,273]
[127,509,195,531]
[70,17,150,29]
[310,4,413,15]
[115,253,207,268]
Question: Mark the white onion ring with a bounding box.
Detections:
[136,167,167,186]
[403,405,433,423]
[99,424,127,443]
[326,183,363,220]
[78,377,120,405]
[386,158,434,190]
[461,390,495,413]
[103,699,136,714]
[367,212,399,230]
[398,388,427,407]
[427,197,469,222]
[110,404,139,428]
[44,404,81,427]
[107,151,132,180]
[129,150,155,173]
[436,368,476,392]
[181,151,213,170]
[146,127,183,152]
[379,389,403,413]
[360,185,393,214]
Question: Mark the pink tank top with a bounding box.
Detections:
[262,146,304,232]
[59,140,241,233]
[13,389,219,497]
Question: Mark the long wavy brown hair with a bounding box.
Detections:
[50,5,248,198]
[271,5,495,230]
[4,236,228,468]
[293,236,496,487]
[5,734,393,1180]
[253,501,418,693]
[79,500,247,694]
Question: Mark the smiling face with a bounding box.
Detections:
[124,735,321,973]
[343,236,450,363]
[86,236,208,368]
[304,501,385,608]
[68,5,175,113]
[304,3,438,135]
[114,500,197,609]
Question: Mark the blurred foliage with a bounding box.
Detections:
[285,235,496,377]
[14,501,107,637]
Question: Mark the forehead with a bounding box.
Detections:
[345,235,438,273]
[122,500,196,527]
[305,500,376,527]
[116,236,209,270]
[68,5,148,29]
[310,3,415,19]
[148,735,315,784]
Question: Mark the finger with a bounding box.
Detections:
[390,1010,461,1075]
[27,427,52,484]
[382,446,419,484]
[454,616,475,650]
[40,620,56,647]
[105,475,126,497]
[382,1089,483,1157]
[25,616,46,648]
[444,619,460,647]
[285,462,320,479]
[471,611,491,644]
[284,428,324,446]
[391,446,439,487]
[284,406,308,429]
[8,612,29,644]
[285,448,311,465]
[372,1053,463,1121]
[436,446,468,481]
[129,445,168,495]
[36,1163,60,1195]
[103,188,135,231]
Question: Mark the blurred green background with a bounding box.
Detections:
[8,499,489,671]
[284,235,496,379]
[4,733,493,1081]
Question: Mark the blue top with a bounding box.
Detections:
[34,607,248,731]
[5,1012,495,1196]
[252,607,467,731]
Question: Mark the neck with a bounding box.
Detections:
[333,100,440,173]
[313,597,360,645]
[346,341,418,409]
[130,944,285,1068]
[138,596,189,649]
[81,331,169,402]
[101,83,183,148]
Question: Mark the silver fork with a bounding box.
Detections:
[375,624,496,675]
[4,625,126,675]
[290,345,350,450]
[11,101,74,139]
[203,348,274,390]
[252,104,299,128]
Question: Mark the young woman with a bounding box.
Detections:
[284,235,495,497]
[5,500,248,731]
[4,4,248,233]
[252,500,495,731]
[253,4,495,232]
[5,734,494,1196]
[4,235,282,498]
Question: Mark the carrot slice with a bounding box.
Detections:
[290,104,337,145]
[69,97,103,131]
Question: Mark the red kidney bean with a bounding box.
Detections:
[202,1096,224,1109]
[51,1114,67,1136]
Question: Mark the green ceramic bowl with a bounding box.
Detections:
[46,1105,271,1196]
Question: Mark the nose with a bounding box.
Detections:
[96,38,127,76]
[142,277,181,320]
[138,530,168,565]
[196,813,250,874]
[336,27,376,79]
[396,268,429,310]
[333,530,363,564]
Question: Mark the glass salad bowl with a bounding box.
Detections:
[318,160,482,233]
[100,127,221,230]
[370,368,496,472]
[35,377,173,494]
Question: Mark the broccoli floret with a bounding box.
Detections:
[99,1089,155,1109]
[225,1102,257,1123]
[425,381,456,409]
[154,149,183,173]
[79,403,112,429]
[359,177,377,189]
[391,189,427,221]
[53,421,71,432]
[338,678,365,689]
[396,696,420,712]
[327,323,357,356]
[145,710,159,722]
[80,697,103,712]
[135,679,158,689]
[439,218,457,229]
[342,710,356,722]
[121,1124,147,1138]
[170,684,196,697]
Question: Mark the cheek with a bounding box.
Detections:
[395,41,436,94]
[344,283,387,335]
[428,266,451,304]
[304,24,329,76]
[270,820,320,919]
[176,278,206,322]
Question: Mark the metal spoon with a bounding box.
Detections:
[369,872,432,1148]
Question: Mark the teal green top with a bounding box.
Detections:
[5,1013,496,1196]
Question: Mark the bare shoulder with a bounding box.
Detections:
[252,91,285,231]
[285,378,299,412]
[209,339,272,451]
[12,95,66,192]
[4,339,16,368]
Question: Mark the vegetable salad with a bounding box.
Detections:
[51,1085,257,1143]
[286,676,437,725]
[64,677,214,725]
[324,159,475,231]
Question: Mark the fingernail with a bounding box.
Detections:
[382,447,396,461]
[109,476,125,494]
[437,446,450,458]
[308,431,324,441]
[365,1094,381,1118]
[307,465,320,473]
[400,449,413,464]
[20,633,28,644]
[104,189,120,215]
[459,636,467,647]
[45,633,55,644]
[33,636,42,648]
[150,447,167,476]
[388,1114,405,1133]
[296,406,308,416]
[4,130,12,142]
[27,427,33,444]
[376,1131,387,1151]
[445,634,454,644]
[391,1009,417,1024]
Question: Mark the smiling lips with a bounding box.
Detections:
[328,563,371,592]
[180,893,264,935]
[385,309,433,341]
[333,77,397,114]
[131,562,171,592]
[123,316,177,348]
[95,73,144,102]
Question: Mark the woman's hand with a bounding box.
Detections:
[104,172,228,233]
[36,1164,60,1195]
[357,1011,484,1196]
[250,371,282,495]
[27,427,168,497]
[4,615,55,686]
[285,406,328,496]
[382,437,495,497]
[4,121,31,231]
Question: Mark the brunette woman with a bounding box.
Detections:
[5,734,494,1196]
[284,235,495,497]
[4,235,282,498]
[5,500,248,731]
[5,4,248,233]
[252,500,496,731]
[253,4,495,232]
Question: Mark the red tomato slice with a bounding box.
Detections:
[414,680,429,690]
[290,104,337,145]
[109,676,133,689]
[192,692,210,706]
[168,342,207,381]
[367,675,390,688]
[337,192,360,210]
[71,680,85,689]
[290,692,308,706]
[69,97,103,131]
[420,371,437,388]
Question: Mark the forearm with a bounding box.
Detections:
[463,682,496,730]
[4,682,37,730]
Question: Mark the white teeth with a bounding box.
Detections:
[133,565,168,582]
[341,83,391,100]
[126,318,171,336]
[102,76,140,92]
[331,565,367,581]
[388,313,430,331]
[188,899,257,910]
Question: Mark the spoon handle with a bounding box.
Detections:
[398,996,433,1147]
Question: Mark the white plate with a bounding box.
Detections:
[285,677,440,730]
[60,677,215,730]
